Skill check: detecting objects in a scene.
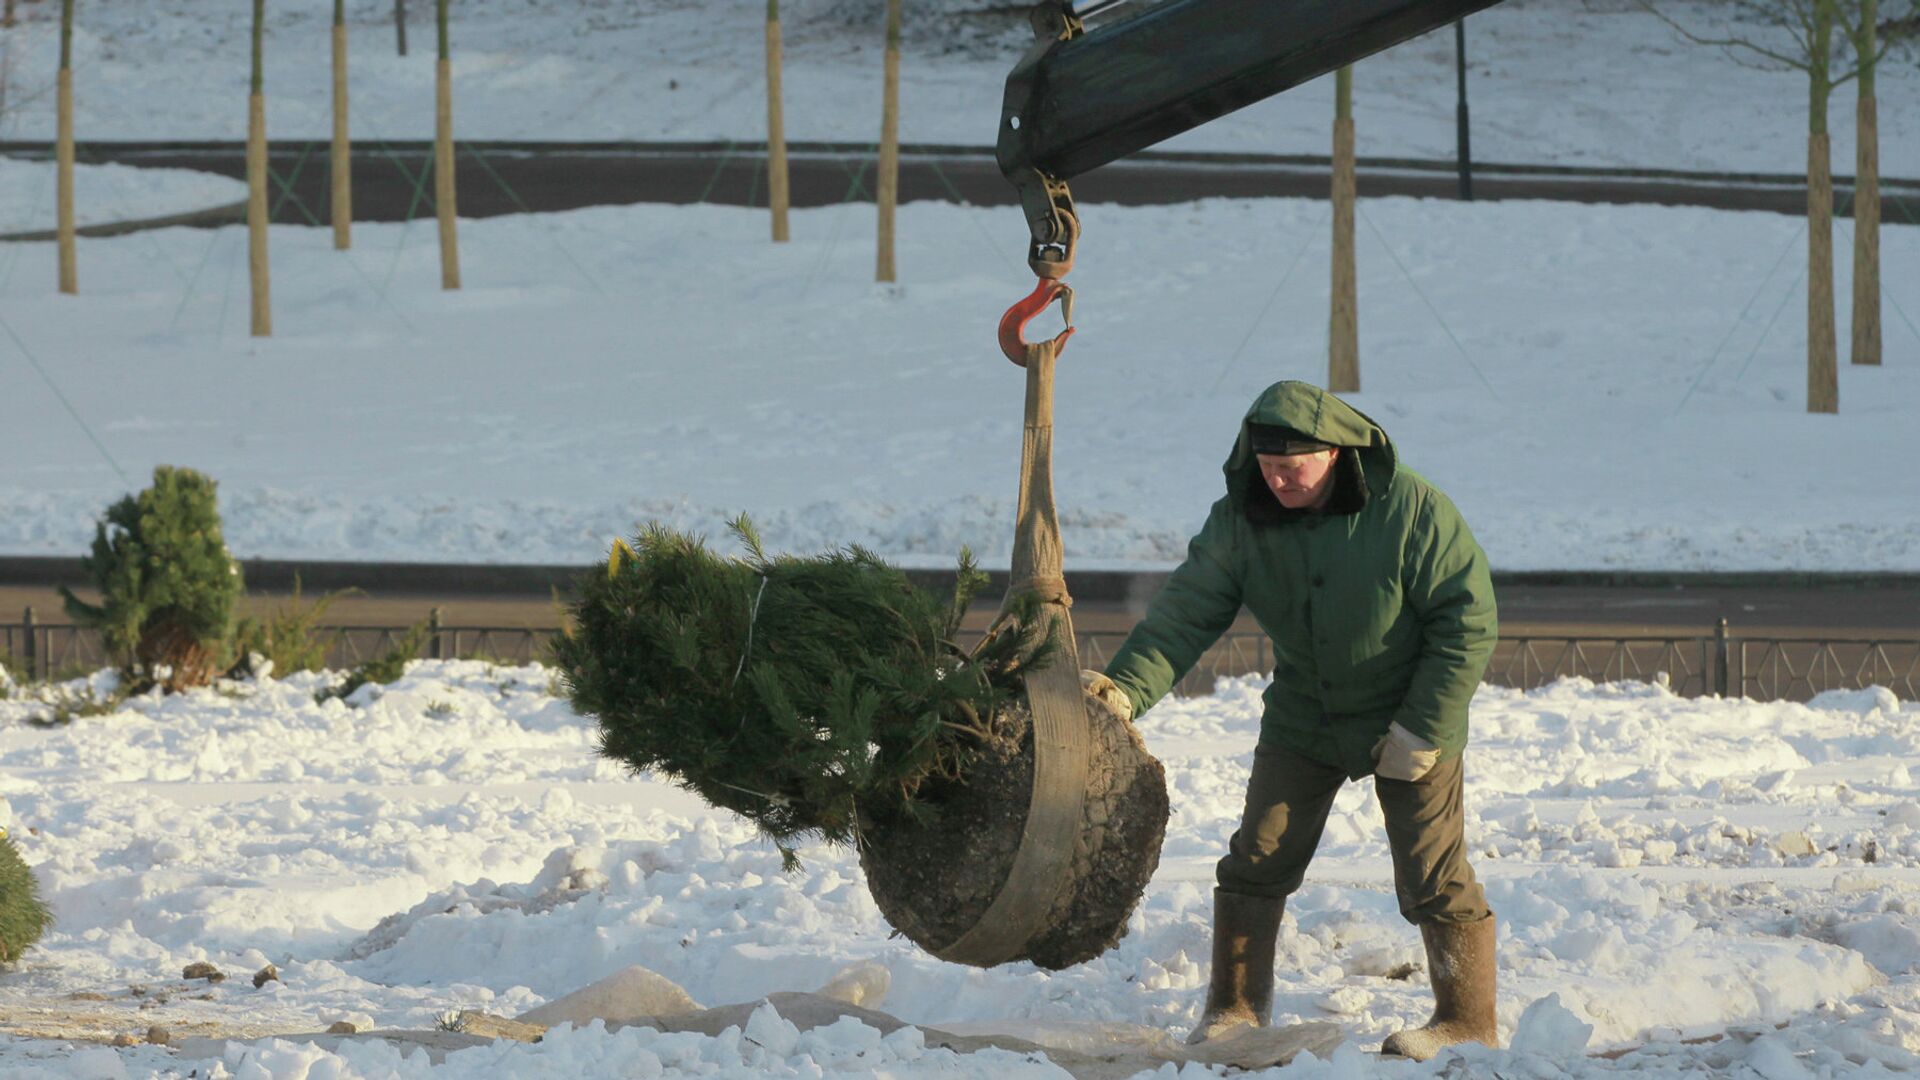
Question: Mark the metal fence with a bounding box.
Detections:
[3,612,1916,704]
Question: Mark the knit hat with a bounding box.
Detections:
[1248,423,1334,456]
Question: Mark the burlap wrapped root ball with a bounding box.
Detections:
[0,830,52,964]
[553,520,1167,969]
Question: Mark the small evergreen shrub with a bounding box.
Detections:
[553,518,1054,869]
[233,577,352,676]
[60,466,242,692]
[0,829,51,964]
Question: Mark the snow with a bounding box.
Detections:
[0,2,1917,1071]
[0,0,1912,178]
[0,192,1914,571]
[0,2,1913,571]
[0,159,245,235]
[1,666,1919,1077]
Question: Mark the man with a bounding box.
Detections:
[1081,380,1498,1060]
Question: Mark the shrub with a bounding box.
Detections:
[0,829,51,964]
[233,577,352,676]
[60,466,242,692]
[552,518,1054,869]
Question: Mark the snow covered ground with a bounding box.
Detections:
[2,664,1918,1077]
[0,158,243,235]
[0,0,1914,178]
[0,193,1915,571]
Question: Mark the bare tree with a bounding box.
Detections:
[435,0,459,290]
[876,0,902,283]
[56,0,74,295]
[332,0,351,250]
[1641,0,1885,412]
[1329,64,1358,393]
[1840,0,1919,365]
[766,0,791,243]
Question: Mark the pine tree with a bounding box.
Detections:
[0,830,51,964]
[553,519,1053,869]
[60,466,243,692]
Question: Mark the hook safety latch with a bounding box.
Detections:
[998,277,1074,367]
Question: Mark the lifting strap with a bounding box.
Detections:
[935,318,1091,968]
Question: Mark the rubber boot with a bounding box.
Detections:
[1185,889,1285,1045]
[1381,915,1499,1060]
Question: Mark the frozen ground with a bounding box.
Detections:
[1,664,1918,1077]
[0,0,1915,177]
[0,194,1914,571]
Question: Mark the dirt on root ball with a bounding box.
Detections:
[858,693,1169,970]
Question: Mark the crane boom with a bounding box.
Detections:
[998,0,1504,275]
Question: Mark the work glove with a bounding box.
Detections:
[1371,722,1441,782]
[1079,669,1134,723]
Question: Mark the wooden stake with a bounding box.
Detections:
[875,0,901,283]
[248,0,270,337]
[1328,65,1358,394]
[435,0,459,290]
[56,0,75,295]
[331,0,351,250]
[765,0,789,243]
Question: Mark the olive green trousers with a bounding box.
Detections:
[1215,741,1490,924]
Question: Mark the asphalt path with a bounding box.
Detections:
[7,576,1919,638]
[7,140,1918,227]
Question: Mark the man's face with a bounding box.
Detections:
[1257,449,1340,510]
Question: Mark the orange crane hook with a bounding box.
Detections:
[997,277,1075,367]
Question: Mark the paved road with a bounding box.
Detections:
[9,141,1917,226]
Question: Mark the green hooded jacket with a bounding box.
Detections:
[1105,381,1496,778]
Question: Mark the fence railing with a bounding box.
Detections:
[3,613,1915,704]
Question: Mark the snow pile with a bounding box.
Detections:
[0,157,246,234]
[2,665,1919,1076]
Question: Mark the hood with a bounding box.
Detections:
[1224,381,1398,518]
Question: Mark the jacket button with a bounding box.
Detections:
[1319,679,1331,690]
[1312,574,1325,587]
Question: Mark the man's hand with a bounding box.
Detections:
[1080,669,1134,723]
[1372,722,1441,781]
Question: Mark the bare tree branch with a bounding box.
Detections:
[1635,0,1814,69]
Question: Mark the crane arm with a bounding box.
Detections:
[998,0,1504,275]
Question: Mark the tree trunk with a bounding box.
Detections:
[1329,65,1358,394]
[766,0,790,243]
[1850,4,1880,367]
[1808,132,1837,412]
[248,0,270,338]
[435,0,460,290]
[1805,4,1835,413]
[1851,97,1881,367]
[332,0,351,251]
[875,0,901,283]
[55,0,74,295]
[137,608,220,693]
